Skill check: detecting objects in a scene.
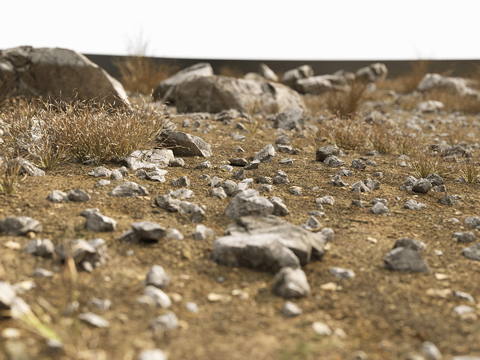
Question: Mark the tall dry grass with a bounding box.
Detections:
[380,60,431,93]
[409,145,458,178]
[325,80,367,117]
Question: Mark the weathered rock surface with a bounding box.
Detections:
[80,209,117,232]
[225,189,274,219]
[253,144,275,163]
[272,267,311,298]
[8,157,45,177]
[384,247,429,273]
[24,238,54,257]
[109,182,148,197]
[125,149,174,170]
[316,145,339,162]
[355,63,388,83]
[131,221,167,241]
[55,238,108,272]
[274,108,304,130]
[157,130,212,157]
[281,65,314,89]
[417,73,478,97]
[67,189,90,202]
[146,265,171,288]
[0,216,42,236]
[47,190,68,203]
[462,243,480,261]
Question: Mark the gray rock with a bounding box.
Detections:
[0,281,16,308]
[426,173,445,187]
[412,179,432,193]
[439,194,456,205]
[289,187,302,196]
[417,73,478,97]
[171,176,190,187]
[305,216,321,229]
[221,180,237,196]
[329,267,355,279]
[454,232,476,243]
[370,203,389,214]
[272,267,311,298]
[170,188,194,199]
[208,176,222,188]
[55,238,108,271]
[229,158,248,166]
[283,301,302,317]
[46,190,68,203]
[453,305,475,316]
[296,76,334,94]
[282,64,314,89]
[352,181,370,193]
[232,178,254,196]
[79,312,110,328]
[273,170,290,184]
[195,161,212,169]
[67,189,90,202]
[454,291,475,302]
[270,197,290,216]
[433,185,446,192]
[146,265,171,288]
[109,182,148,197]
[253,144,276,163]
[329,175,349,187]
[8,157,45,177]
[324,155,345,167]
[465,217,480,229]
[366,159,377,167]
[277,146,299,155]
[365,178,380,190]
[372,198,387,205]
[151,311,178,333]
[186,302,199,314]
[316,196,335,206]
[167,228,184,241]
[80,209,117,232]
[276,135,291,145]
[131,221,166,241]
[279,157,293,165]
[0,216,42,236]
[137,349,168,360]
[225,189,274,219]
[233,168,245,180]
[351,159,366,169]
[462,243,480,261]
[210,187,227,199]
[404,199,427,210]
[393,238,426,252]
[384,247,429,273]
[158,130,212,157]
[352,200,364,208]
[169,158,185,167]
[257,176,272,184]
[373,171,383,177]
[24,238,54,257]
[244,160,260,170]
[355,63,388,83]
[400,176,417,191]
[88,166,112,177]
[125,149,174,170]
[274,108,303,130]
[258,63,278,82]
[193,224,215,241]
[90,298,111,311]
[110,169,123,180]
[336,169,353,176]
[421,341,442,360]
[316,144,339,162]
[144,286,172,308]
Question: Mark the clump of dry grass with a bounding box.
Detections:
[381,60,431,93]
[1,99,168,167]
[423,89,480,114]
[219,66,244,78]
[459,156,480,183]
[325,80,367,117]
[367,123,399,154]
[317,115,369,150]
[409,145,458,178]
[0,156,22,194]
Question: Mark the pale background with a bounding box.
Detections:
[2,0,479,60]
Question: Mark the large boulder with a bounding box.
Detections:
[258,63,278,82]
[417,73,478,97]
[173,75,305,113]
[152,63,213,102]
[281,65,314,89]
[0,46,128,105]
[355,63,388,83]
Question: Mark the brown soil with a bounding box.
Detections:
[1,94,480,360]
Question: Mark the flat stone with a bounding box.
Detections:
[384,247,429,273]
[454,232,476,243]
[80,209,117,232]
[225,189,274,219]
[46,190,68,203]
[195,161,212,169]
[463,243,480,261]
[171,176,190,187]
[125,149,173,170]
[109,182,148,197]
[270,197,290,216]
[157,130,212,157]
[88,166,112,177]
[404,199,427,210]
[253,144,275,163]
[131,221,166,241]
[329,267,355,279]
[370,203,389,214]
[272,267,310,298]
[67,189,90,202]
[393,238,426,252]
[79,312,110,328]
[0,216,42,236]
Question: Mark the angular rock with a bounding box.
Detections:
[370,203,389,215]
[80,209,117,232]
[150,311,179,333]
[253,144,275,163]
[157,130,212,157]
[393,238,426,252]
[384,247,429,273]
[46,190,68,203]
[67,189,90,202]
[0,216,42,236]
[210,187,227,199]
[281,65,314,89]
[365,178,380,191]
[131,221,166,241]
[417,100,444,113]
[146,265,171,289]
[283,301,302,317]
[221,180,237,196]
[465,217,480,229]
[273,170,290,184]
[272,267,310,298]
[329,175,349,187]
[193,224,215,241]
[316,196,335,206]
[170,188,194,199]
[352,181,370,193]
[125,149,174,170]
[426,173,445,187]
[329,267,355,279]
[110,169,123,180]
[225,189,274,219]
[244,160,260,170]
[417,73,478,97]
[55,238,108,271]
[109,182,148,197]
[167,228,184,241]
[400,176,417,191]
[351,159,366,170]
[171,176,190,187]
[195,161,212,169]
[79,312,110,328]
[169,158,185,167]
[355,63,388,83]
[88,166,112,178]
[296,76,333,94]
[258,63,278,82]
[324,155,345,167]
[412,179,432,193]
[404,199,427,210]
[144,286,172,308]
[316,145,339,162]
[229,158,248,166]
[274,107,303,130]
[462,243,480,261]
[24,238,54,257]
[453,232,476,243]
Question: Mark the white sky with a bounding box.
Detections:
[2,0,479,60]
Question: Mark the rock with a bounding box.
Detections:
[316,196,335,206]
[404,199,427,210]
[329,267,355,279]
[253,144,275,163]
[417,73,478,97]
[454,291,475,302]
[155,194,206,223]
[55,238,108,271]
[257,176,272,184]
[229,158,248,166]
[0,217,42,236]
[258,63,278,82]
[316,145,339,162]
[110,169,123,180]
[329,175,349,187]
[351,159,366,169]
[244,160,260,170]
[421,341,442,360]
[208,176,222,188]
[109,182,148,197]
[400,176,417,191]
[131,221,166,241]
[157,130,212,157]
[146,265,171,288]
[137,349,168,360]
[46,190,68,203]
[454,232,476,243]
[272,267,310,298]
[193,224,215,241]
[90,298,111,311]
[433,185,446,192]
[210,187,227,199]
[150,311,179,333]
[0,281,16,309]
[296,76,333,94]
[170,188,194,199]
[222,180,237,196]
[352,181,370,193]
[281,65,314,89]
[465,217,480,229]
[169,158,185,167]
[270,197,290,216]
[364,178,380,190]
[167,228,184,241]
[370,203,389,214]
[273,170,290,184]
[173,75,305,113]
[462,243,480,261]
[171,176,190,187]
[324,155,345,167]
[232,178,254,195]
[274,108,304,130]
[453,305,475,316]
[80,209,117,232]
[283,301,302,317]
[79,312,110,328]
[153,62,213,101]
[186,302,199,314]
[384,247,429,273]
[426,173,444,187]
[144,286,172,308]
[233,169,245,180]
[355,63,388,83]
[125,149,174,170]
[393,238,426,252]
[88,166,112,177]
[305,216,321,229]
[225,189,274,219]
[24,238,54,257]
[412,179,432,193]
[352,200,364,208]
[0,46,128,105]
[417,100,444,113]
[196,161,212,169]
[312,322,332,336]
[67,189,90,202]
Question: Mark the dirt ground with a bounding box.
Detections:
[1,91,480,360]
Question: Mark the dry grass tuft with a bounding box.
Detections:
[383,60,432,93]
[409,145,458,178]
[423,89,480,114]
[325,80,367,117]
[317,115,369,150]
[0,156,22,194]
[459,157,480,183]
[368,123,399,154]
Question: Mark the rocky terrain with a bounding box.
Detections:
[1,47,480,360]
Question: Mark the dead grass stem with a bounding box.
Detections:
[410,145,458,178]
[326,80,367,117]
[459,156,480,183]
